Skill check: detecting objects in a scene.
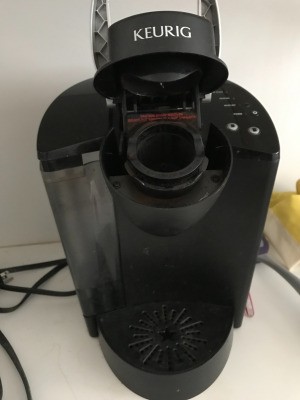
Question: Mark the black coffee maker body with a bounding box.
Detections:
[37,11,279,400]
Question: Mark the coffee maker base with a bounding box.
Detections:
[97,301,233,400]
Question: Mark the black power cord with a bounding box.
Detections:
[0,331,32,400]
[0,259,76,399]
[0,259,76,313]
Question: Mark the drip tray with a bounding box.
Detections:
[98,301,233,400]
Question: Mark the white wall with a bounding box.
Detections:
[0,0,299,247]
[107,0,200,24]
[219,0,300,193]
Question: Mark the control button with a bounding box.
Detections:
[227,123,239,132]
[252,110,259,116]
[248,127,261,135]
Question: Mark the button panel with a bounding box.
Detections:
[207,81,279,157]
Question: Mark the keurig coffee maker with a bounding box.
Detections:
[37,1,280,399]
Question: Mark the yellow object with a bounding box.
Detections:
[264,180,300,272]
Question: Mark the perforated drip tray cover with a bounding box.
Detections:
[98,301,233,373]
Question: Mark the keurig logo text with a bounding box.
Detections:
[133,26,192,41]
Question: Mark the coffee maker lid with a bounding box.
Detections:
[91,0,222,70]
[93,12,228,98]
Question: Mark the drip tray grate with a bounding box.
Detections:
[129,305,207,371]
[98,301,233,373]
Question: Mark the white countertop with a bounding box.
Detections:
[0,243,299,400]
